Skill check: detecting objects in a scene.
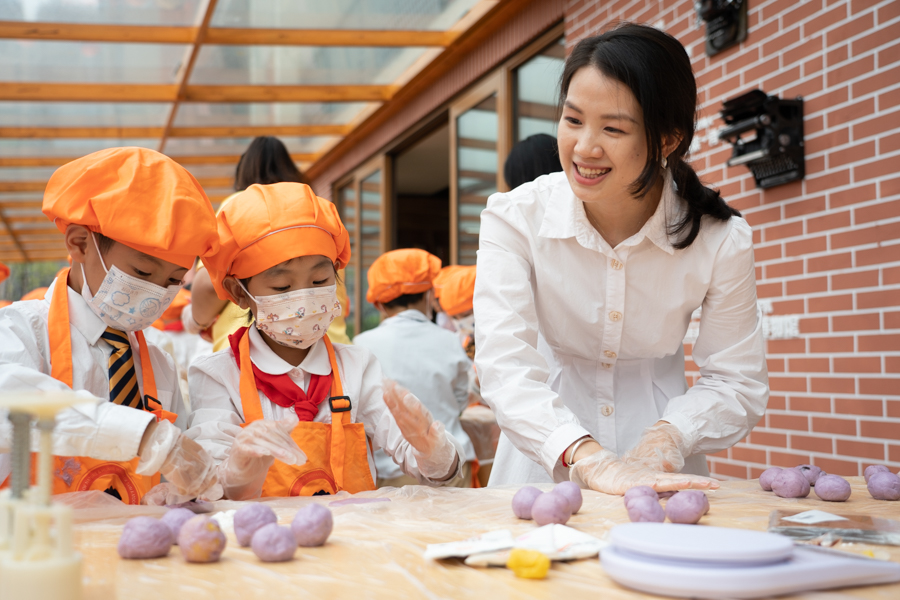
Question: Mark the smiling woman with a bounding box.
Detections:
[473,23,769,496]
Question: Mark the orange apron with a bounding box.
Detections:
[236,332,376,497]
[1,268,177,504]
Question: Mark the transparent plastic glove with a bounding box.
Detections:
[140,480,224,506]
[570,448,719,496]
[382,379,459,481]
[219,417,306,500]
[135,420,218,499]
[621,422,687,473]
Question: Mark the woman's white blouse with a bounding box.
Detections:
[186,326,464,485]
[474,171,768,485]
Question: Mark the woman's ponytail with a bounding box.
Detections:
[670,158,740,249]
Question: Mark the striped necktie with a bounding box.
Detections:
[101,327,143,410]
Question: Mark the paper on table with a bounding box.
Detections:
[424,530,515,560]
[782,510,850,525]
[464,525,608,566]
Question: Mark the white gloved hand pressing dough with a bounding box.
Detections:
[570,448,719,496]
[621,422,688,473]
[141,480,224,506]
[218,416,306,500]
[136,419,218,500]
[382,379,460,481]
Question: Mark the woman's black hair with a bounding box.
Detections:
[559,23,739,249]
[383,292,426,310]
[234,136,308,191]
[504,133,563,189]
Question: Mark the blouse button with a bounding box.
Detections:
[610,259,623,270]
[609,311,623,322]
[604,350,617,358]
[601,404,615,417]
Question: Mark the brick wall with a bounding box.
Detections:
[566,0,900,478]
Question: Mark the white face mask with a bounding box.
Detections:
[81,233,181,332]
[240,283,341,349]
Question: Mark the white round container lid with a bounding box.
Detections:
[610,523,794,565]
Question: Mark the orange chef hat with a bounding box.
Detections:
[366,249,441,304]
[204,182,350,302]
[0,262,9,285]
[438,265,476,317]
[432,265,466,300]
[42,147,219,269]
[21,287,49,301]
[152,288,191,330]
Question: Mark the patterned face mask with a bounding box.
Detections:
[240,282,341,349]
[81,233,180,332]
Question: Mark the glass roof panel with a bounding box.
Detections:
[0,168,59,182]
[191,45,426,86]
[211,0,480,30]
[0,103,171,127]
[164,136,336,156]
[0,139,160,157]
[0,40,188,84]
[174,102,373,127]
[3,0,205,26]
[180,164,241,179]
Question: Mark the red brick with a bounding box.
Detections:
[858,288,900,309]
[791,434,833,453]
[826,11,875,47]
[858,334,900,352]
[892,402,900,419]
[710,461,748,479]
[885,266,900,285]
[887,357,900,373]
[772,299,804,314]
[748,430,788,447]
[832,221,900,249]
[804,3,847,35]
[811,377,856,394]
[770,377,809,393]
[814,456,859,477]
[832,313,880,332]
[710,74,742,101]
[799,317,829,333]
[809,335,854,353]
[807,86,850,117]
[725,46,760,74]
[807,169,851,194]
[878,41,900,67]
[812,416,857,435]
[892,445,900,463]
[859,377,900,395]
[729,192,762,211]
[835,397,884,416]
[802,55,824,78]
[750,467,767,479]
[784,196,826,219]
[826,44,849,68]
[882,175,900,197]
[764,66,804,93]
[808,294,853,314]
[755,242,783,262]
[764,221,803,242]
[855,199,900,224]
[880,87,900,110]
[830,141,876,168]
[853,109,900,142]
[879,2,900,24]
[834,356,882,373]
[855,155,900,182]
[882,132,900,155]
[756,281,784,298]
[766,259,804,279]
[732,446,767,464]
[861,420,900,440]
[856,244,900,267]
[837,439,885,460]
[770,451,813,468]
[786,275,828,296]
[769,412,809,430]
[832,269,880,290]
[829,183,877,208]
[828,98,875,128]
[788,358,830,373]
[785,35,824,67]
[768,338,807,354]
[806,127,850,155]
[767,358,786,373]
[744,205,782,227]
[788,395,831,412]
[852,64,900,98]
[784,0,825,28]
[785,235,827,256]
[808,211,851,234]
[851,20,900,55]
[762,180,804,204]
[769,395,787,410]
[808,252,852,272]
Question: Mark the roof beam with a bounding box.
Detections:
[0,83,178,102]
[0,211,29,261]
[0,153,318,167]
[0,176,233,193]
[0,125,349,139]
[0,21,454,46]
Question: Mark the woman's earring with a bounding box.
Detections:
[661,155,668,169]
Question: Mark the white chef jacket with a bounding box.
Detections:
[0,278,187,480]
[353,309,475,479]
[185,325,465,485]
[475,171,768,485]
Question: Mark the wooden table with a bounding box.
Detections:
[69,478,899,599]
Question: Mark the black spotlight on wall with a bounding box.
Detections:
[694,0,748,56]
[718,89,805,189]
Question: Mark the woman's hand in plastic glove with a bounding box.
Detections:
[570,448,719,495]
[140,481,224,506]
[136,420,218,499]
[382,379,459,481]
[621,422,687,473]
[219,417,306,500]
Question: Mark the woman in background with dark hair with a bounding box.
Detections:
[186,137,352,351]
[474,23,768,494]
[503,133,562,190]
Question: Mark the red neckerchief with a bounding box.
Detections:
[228,327,333,422]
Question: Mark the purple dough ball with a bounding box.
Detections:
[234,503,278,547]
[160,508,195,545]
[553,481,583,514]
[814,475,852,502]
[795,464,824,486]
[251,524,297,562]
[759,467,783,491]
[178,516,227,563]
[624,485,659,505]
[291,503,333,547]
[118,516,173,559]
[531,491,572,526]
[676,489,710,515]
[512,486,543,520]
[867,472,900,501]
[626,496,665,523]
[864,465,891,483]
[665,491,707,524]
[771,468,811,498]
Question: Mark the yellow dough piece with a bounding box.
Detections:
[506,548,550,579]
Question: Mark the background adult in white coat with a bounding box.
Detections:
[474,23,768,495]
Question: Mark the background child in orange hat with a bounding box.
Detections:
[190,182,465,499]
[0,147,221,505]
[354,249,476,488]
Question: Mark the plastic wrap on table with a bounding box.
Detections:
[459,404,501,461]
[769,509,900,546]
[68,479,900,599]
